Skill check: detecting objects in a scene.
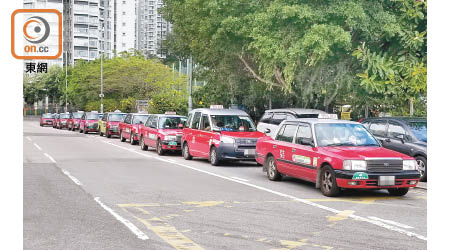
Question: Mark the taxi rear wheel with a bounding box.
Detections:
[388,188,409,196]
[140,136,148,151]
[266,156,281,181]
[156,140,165,156]
[183,143,192,160]
[120,131,126,142]
[130,133,137,145]
[320,166,340,197]
[209,146,220,166]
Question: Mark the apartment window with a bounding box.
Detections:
[122,0,126,3]
[122,32,126,36]
[122,22,126,26]
[122,11,126,15]
[122,43,126,47]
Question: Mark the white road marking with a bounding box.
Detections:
[61,169,83,186]
[33,143,42,151]
[26,137,32,142]
[43,153,56,163]
[94,197,150,240]
[102,140,427,241]
[368,216,414,229]
[231,177,249,182]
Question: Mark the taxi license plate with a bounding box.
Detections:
[379,176,395,186]
[244,149,256,156]
[168,141,177,146]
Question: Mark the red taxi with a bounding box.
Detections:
[256,116,420,197]
[119,113,150,145]
[40,113,55,127]
[79,111,101,134]
[181,107,264,166]
[55,112,70,129]
[139,113,187,155]
[98,111,127,138]
[68,111,84,131]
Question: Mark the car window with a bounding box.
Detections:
[387,121,406,139]
[186,113,193,128]
[201,115,211,131]
[275,124,297,143]
[369,120,387,137]
[191,112,201,129]
[259,112,273,123]
[145,116,153,127]
[150,116,158,128]
[295,124,312,144]
[286,113,296,120]
[361,121,370,128]
[133,115,149,125]
[271,113,286,125]
[158,117,187,129]
[408,121,427,142]
[124,114,131,124]
[102,113,107,121]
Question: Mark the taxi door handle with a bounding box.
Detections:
[384,138,391,143]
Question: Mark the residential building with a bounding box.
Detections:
[137,0,172,58]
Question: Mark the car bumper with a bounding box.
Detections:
[217,143,256,161]
[334,170,420,189]
[108,128,119,135]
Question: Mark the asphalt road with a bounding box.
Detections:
[23,119,427,250]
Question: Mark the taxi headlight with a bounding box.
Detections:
[220,136,235,144]
[165,135,177,141]
[343,160,367,171]
[403,160,417,170]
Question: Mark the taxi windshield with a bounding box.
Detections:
[133,115,149,124]
[158,117,187,129]
[73,112,83,119]
[59,114,70,119]
[408,121,427,142]
[86,113,99,120]
[109,113,126,122]
[315,123,379,147]
[42,114,53,118]
[210,115,256,132]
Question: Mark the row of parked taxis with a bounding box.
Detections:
[39,106,423,197]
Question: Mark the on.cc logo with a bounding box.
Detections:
[23,16,50,44]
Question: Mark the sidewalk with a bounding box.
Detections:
[415,182,427,190]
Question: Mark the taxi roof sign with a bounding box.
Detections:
[210,105,224,109]
[114,110,122,112]
[165,111,176,115]
[318,113,338,119]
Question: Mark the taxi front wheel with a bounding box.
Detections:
[320,166,340,197]
[156,140,165,156]
[183,143,192,160]
[209,146,220,166]
[266,156,281,181]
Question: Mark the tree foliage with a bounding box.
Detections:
[162,0,427,116]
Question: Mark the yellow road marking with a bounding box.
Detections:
[327,210,355,222]
[136,217,204,250]
[272,239,333,250]
[182,201,225,207]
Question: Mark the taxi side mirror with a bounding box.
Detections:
[300,138,315,147]
[264,128,271,135]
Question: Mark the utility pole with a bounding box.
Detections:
[65,51,68,112]
[188,57,193,112]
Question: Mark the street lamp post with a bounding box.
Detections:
[65,51,68,112]
[100,50,103,113]
[188,57,193,112]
